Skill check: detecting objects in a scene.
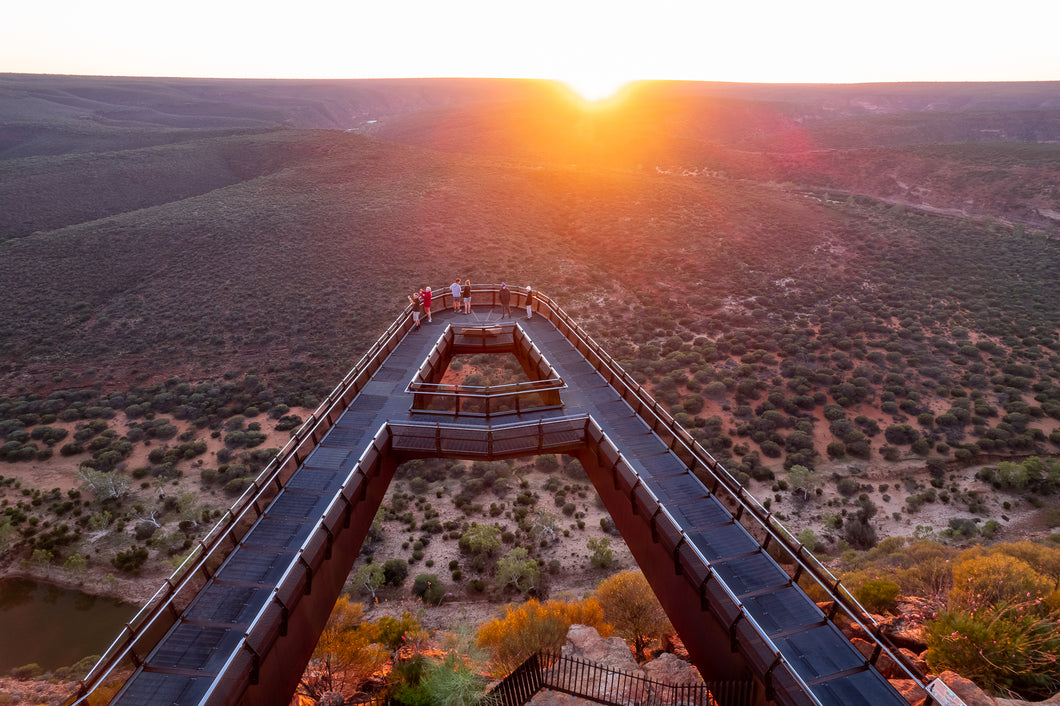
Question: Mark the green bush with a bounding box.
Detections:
[383,558,408,586]
[853,578,901,613]
[926,604,1060,699]
[223,477,253,496]
[112,547,149,574]
[11,662,42,680]
[412,573,447,605]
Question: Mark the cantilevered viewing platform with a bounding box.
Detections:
[69,285,941,706]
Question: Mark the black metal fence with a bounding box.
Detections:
[487,650,757,706]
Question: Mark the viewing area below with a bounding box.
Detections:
[70,285,940,706]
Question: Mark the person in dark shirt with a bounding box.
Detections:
[408,292,423,329]
[462,279,472,315]
[499,282,511,318]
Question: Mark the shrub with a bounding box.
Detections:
[534,455,559,472]
[853,579,901,613]
[476,598,609,674]
[11,663,42,680]
[587,537,614,569]
[382,558,409,586]
[223,477,253,497]
[949,553,1050,611]
[926,604,1060,699]
[112,547,149,574]
[835,476,860,497]
[134,522,157,541]
[682,394,705,415]
[412,573,447,605]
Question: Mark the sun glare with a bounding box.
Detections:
[562,75,632,104]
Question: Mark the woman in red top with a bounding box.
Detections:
[420,286,433,322]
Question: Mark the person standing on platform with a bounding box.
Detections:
[421,286,433,322]
[408,291,423,330]
[450,279,462,314]
[462,278,472,315]
[525,285,534,319]
[499,282,511,318]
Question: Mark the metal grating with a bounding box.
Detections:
[267,490,331,520]
[285,468,345,492]
[215,548,294,585]
[687,524,760,563]
[148,623,235,670]
[112,672,208,706]
[242,519,312,551]
[185,584,270,626]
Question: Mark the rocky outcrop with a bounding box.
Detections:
[543,625,707,706]
[562,624,640,672]
[642,652,704,686]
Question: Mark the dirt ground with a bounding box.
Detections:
[345,461,636,632]
[1,381,1057,640]
[690,388,1060,548]
[0,411,310,604]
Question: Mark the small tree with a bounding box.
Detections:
[595,570,673,659]
[79,467,129,500]
[64,553,88,580]
[352,563,385,601]
[787,465,819,501]
[587,537,614,569]
[300,596,389,700]
[494,548,540,594]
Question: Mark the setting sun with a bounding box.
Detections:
[561,75,632,104]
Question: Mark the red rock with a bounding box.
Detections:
[890,678,931,706]
[937,670,998,706]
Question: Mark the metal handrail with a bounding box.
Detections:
[388,414,589,433]
[409,378,563,393]
[387,415,590,458]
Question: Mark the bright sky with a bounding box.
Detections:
[4,0,1059,100]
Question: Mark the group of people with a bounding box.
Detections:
[406,282,533,330]
[449,278,473,315]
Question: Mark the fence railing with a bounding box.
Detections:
[387,415,590,459]
[408,320,565,418]
[488,650,757,706]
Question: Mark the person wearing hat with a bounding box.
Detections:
[499,282,511,318]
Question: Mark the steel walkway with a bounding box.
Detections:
[70,286,934,706]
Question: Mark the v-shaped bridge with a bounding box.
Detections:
[71,286,934,706]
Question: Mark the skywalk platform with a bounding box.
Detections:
[73,287,933,706]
